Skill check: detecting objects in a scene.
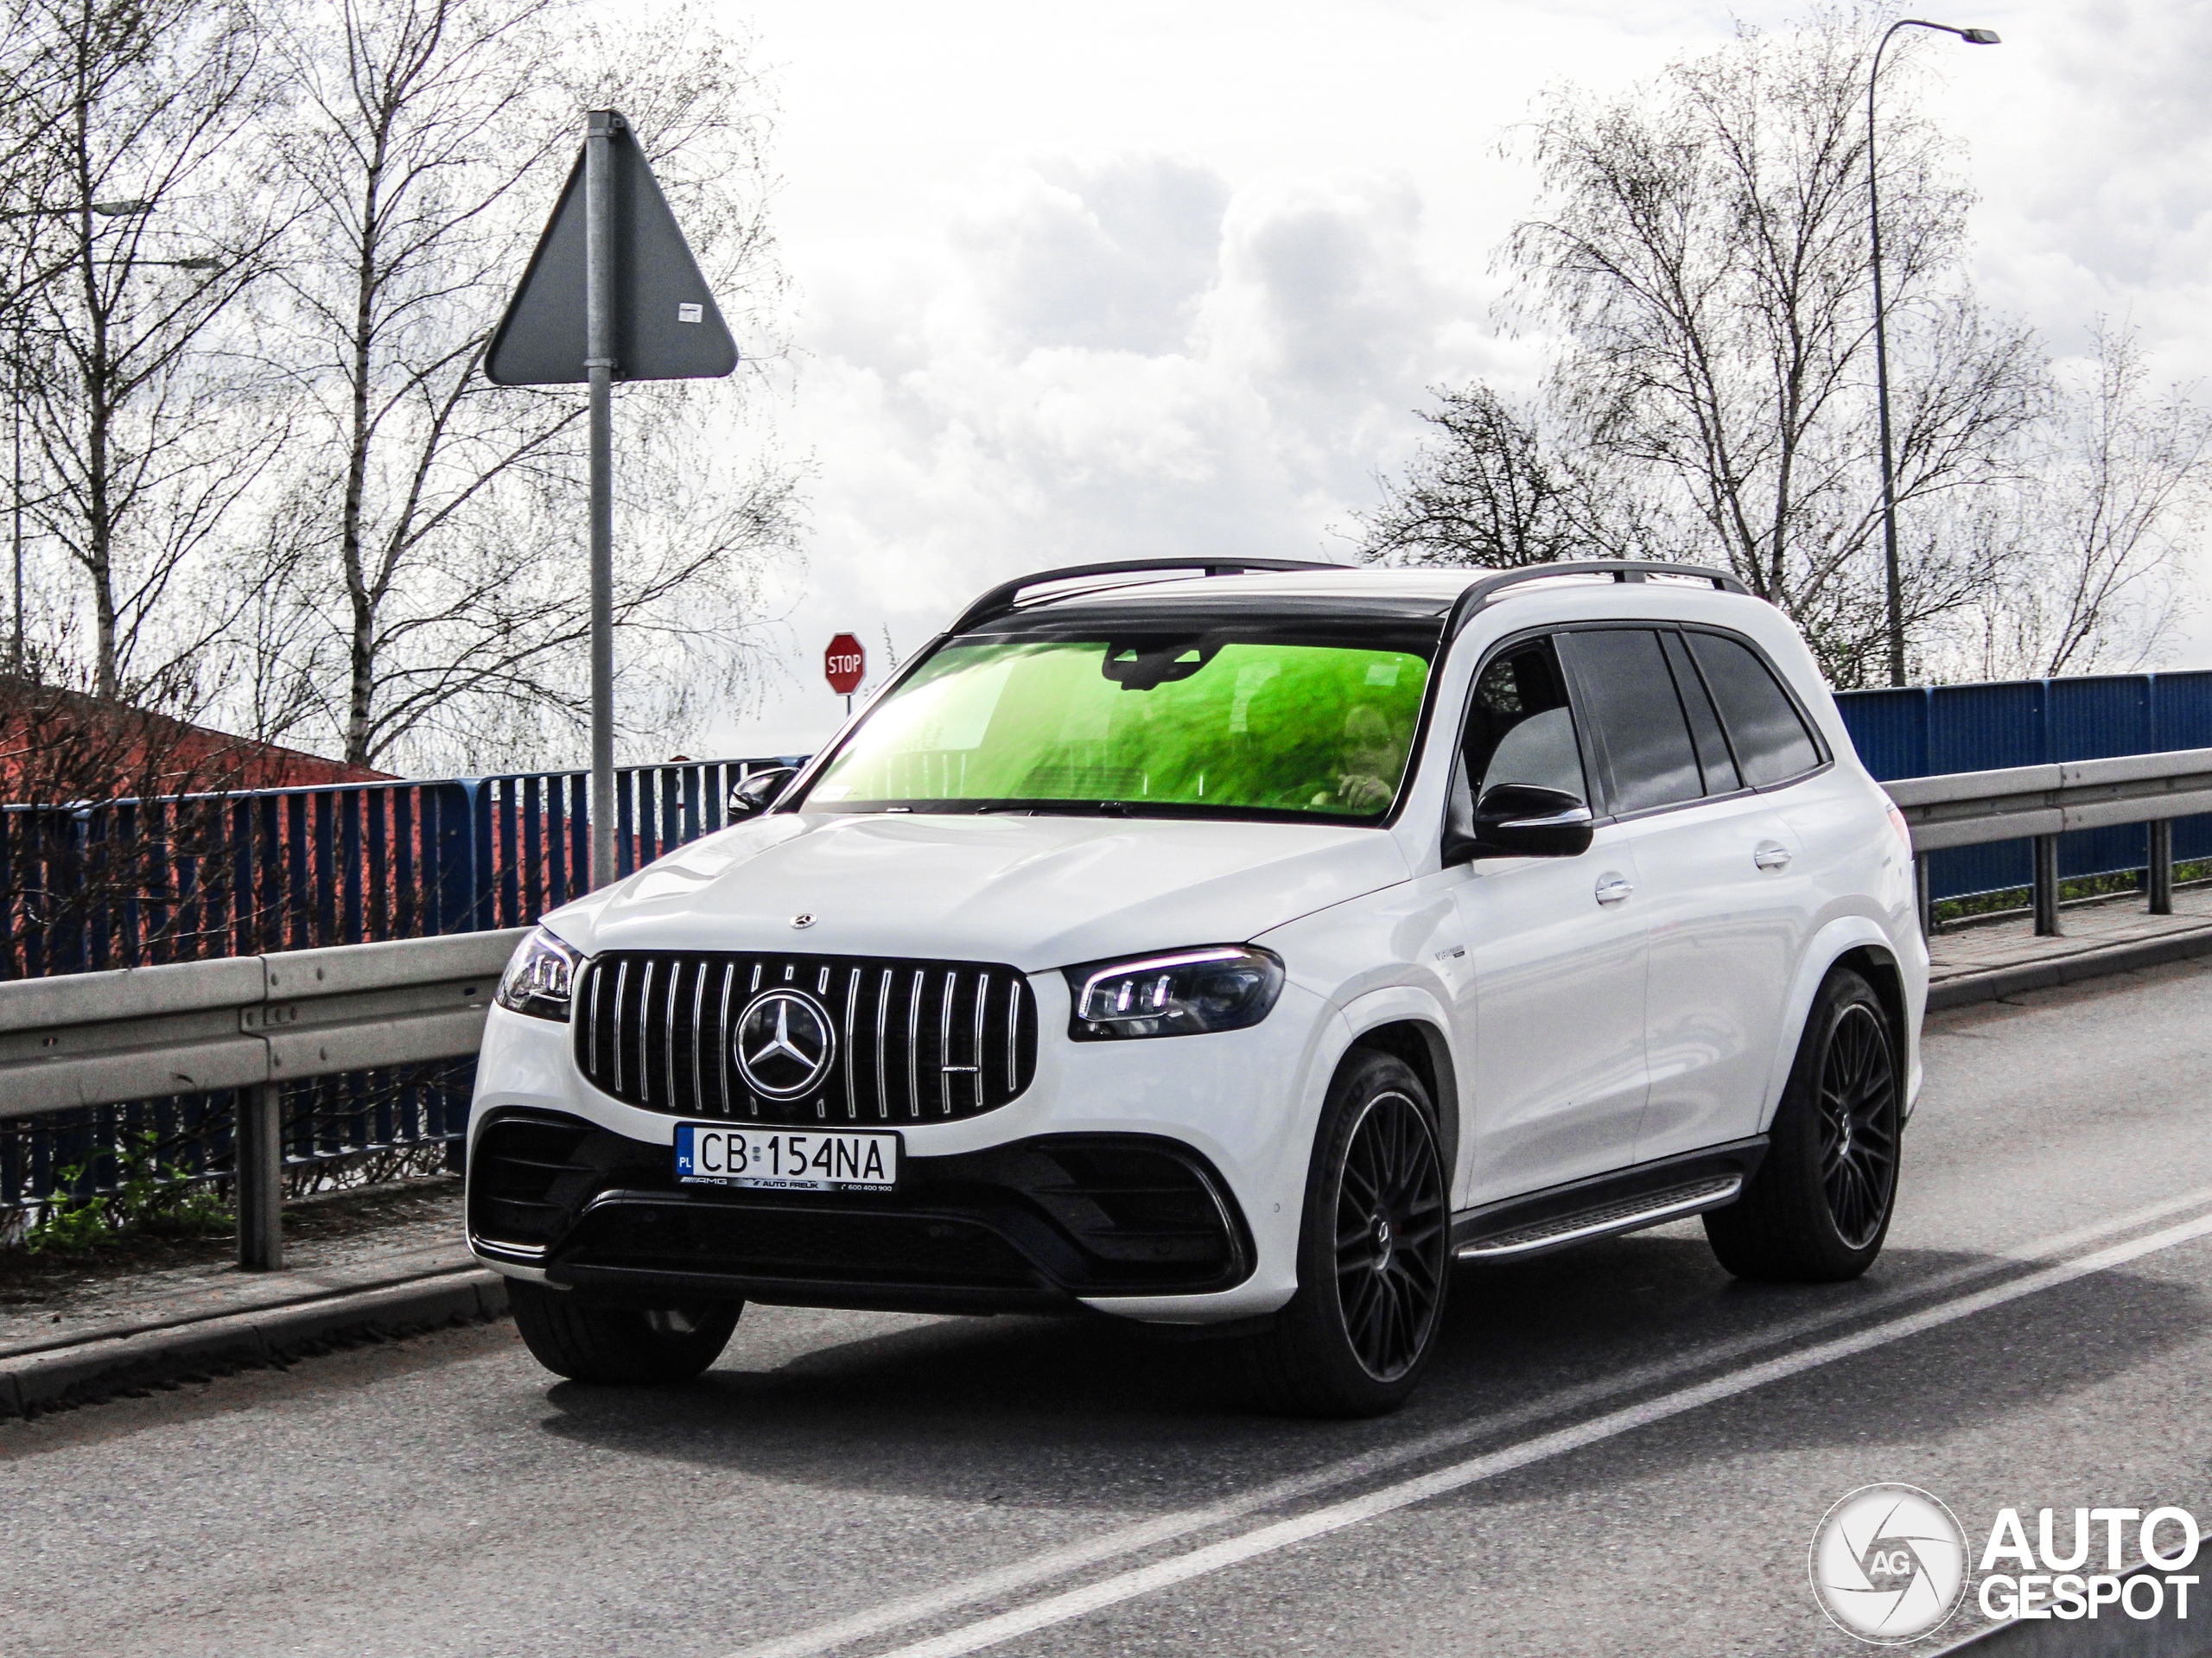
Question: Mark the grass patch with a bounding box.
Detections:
[1931,860,2212,929]
[24,1131,232,1255]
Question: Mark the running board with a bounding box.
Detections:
[1449,1137,1766,1264]
[1455,1177,1742,1260]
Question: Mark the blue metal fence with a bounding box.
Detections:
[2,753,801,980]
[1834,672,2212,905]
[0,753,799,1224]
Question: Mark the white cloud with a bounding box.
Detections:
[690,0,2212,756]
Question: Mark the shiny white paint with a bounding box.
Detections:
[1452,829,1650,1204]
[1630,790,1811,1165]
[472,567,1929,1324]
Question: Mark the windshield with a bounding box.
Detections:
[799,623,1437,822]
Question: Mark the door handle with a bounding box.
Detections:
[1593,873,1635,906]
[1753,842,1793,870]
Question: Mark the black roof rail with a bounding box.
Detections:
[1446,559,1750,636]
[947,557,1348,636]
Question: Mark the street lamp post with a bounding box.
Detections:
[1869,19,1999,688]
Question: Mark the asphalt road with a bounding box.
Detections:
[8,960,2212,1658]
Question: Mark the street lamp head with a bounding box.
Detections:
[1960,27,2001,43]
[90,199,154,217]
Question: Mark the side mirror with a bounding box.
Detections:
[727,765,797,820]
[1444,784,1593,864]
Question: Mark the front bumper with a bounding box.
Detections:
[465,975,1336,1322]
[469,1109,1255,1314]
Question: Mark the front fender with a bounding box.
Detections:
[1335,982,1464,1205]
[1758,915,1923,1132]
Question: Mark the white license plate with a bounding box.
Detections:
[674,1124,899,1192]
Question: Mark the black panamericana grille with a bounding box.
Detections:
[574,952,1038,1124]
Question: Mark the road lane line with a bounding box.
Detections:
[729,1185,2212,1658]
[877,1207,2212,1658]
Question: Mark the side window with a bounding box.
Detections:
[1686,632,1822,787]
[1662,630,1740,796]
[1461,638,1588,804]
[1558,628,1703,816]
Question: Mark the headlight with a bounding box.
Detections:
[496,927,582,1021]
[1064,945,1286,1040]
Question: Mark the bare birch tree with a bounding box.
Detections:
[1947,322,2210,679]
[3,0,288,702]
[1497,7,2041,685]
[257,0,798,772]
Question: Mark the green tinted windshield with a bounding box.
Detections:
[802,630,1433,820]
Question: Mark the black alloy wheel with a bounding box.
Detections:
[1239,1049,1452,1417]
[1333,1089,1449,1382]
[1705,966,1901,1283]
[1817,1000,1898,1250]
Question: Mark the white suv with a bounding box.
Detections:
[468,559,1927,1415]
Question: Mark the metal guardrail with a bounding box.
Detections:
[0,927,528,1268]
[8,742,2212,1270]
[1887,747,2212,934]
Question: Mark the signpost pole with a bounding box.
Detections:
[584,110,619,889]
[483,107,736,877]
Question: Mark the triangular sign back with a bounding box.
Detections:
[484,113,738,385]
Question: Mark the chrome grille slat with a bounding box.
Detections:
[905,971,924,1121]
[612,961,630,1095]
[938,974,956,1116]
[716,964,734,1116]
[842,969,860,1121]
[689,963,707,1115]
[575,951,1035,1126]
[663,960,681,1112]
[636,962,656,1106]
[589,962,607,1087]
[973,973,989,1114]
[874,969,891,1121]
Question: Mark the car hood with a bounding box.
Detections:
[543,811,1410,971]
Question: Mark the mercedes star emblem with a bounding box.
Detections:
[733,988,836,1099]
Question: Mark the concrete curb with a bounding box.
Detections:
[0,1267,509,1420]
[1927,922,2212,1011]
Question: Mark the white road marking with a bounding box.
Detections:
[880,1208,2212,1658]
[729,1185,2212,1658]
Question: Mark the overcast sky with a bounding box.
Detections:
[693,0,2212,759]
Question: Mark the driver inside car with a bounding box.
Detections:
[1314,702,1409,812]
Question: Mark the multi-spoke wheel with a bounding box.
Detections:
[1240,1049,1451,1416]
[1333,1089,1448,1382]
[1707,967,1902,1283]
[1817,1001,1897,1250]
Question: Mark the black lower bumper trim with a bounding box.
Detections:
[554,1262,1071,1318]
[467,1110,1255,1313]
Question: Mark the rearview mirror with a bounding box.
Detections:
[727,765,797,820]
[1445,784,1593,864]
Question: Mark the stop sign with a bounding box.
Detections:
[824,632,866,696]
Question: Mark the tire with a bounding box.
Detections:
[507,1280,742,1384]
[1239,1050,1451,1418]
[1705,967,1900,1283]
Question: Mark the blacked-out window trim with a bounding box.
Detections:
[1658,628,1744,800]
[1554,626,1709,821]
[1443,627,1605,829]
[1677,623,1831,790]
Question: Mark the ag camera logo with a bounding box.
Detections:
[1810,1483,1969,1644]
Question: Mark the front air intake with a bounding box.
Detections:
[573,952,1038,1126]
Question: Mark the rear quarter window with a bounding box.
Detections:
[1685,632,1823,787]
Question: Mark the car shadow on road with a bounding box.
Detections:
[530,1230,2203,1515]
